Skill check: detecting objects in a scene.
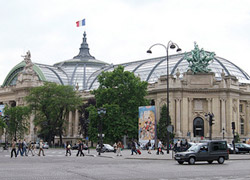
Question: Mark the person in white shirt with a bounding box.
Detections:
[157,139,164,155]
[38,140,45,156]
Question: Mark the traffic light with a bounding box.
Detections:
[232,122,235,130]
[209,114,215,126]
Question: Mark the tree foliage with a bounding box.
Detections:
[157,104,174,145]
[4,105,30,140]
[0,117,6,128]
[78,98,96,138]
[25,82,82,145]
[88,65,149,143]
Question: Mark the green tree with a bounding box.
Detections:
[78,98,96,138]
[157,104,174,145]
[235,132,240,143]
[4,105,30,140]
[88,65,149,143]
[25,82,82,145]
[0,116,6,128]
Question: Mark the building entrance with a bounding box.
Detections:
[193,117,204,137]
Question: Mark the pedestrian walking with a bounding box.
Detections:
[38,140,45,156]
[27,141,34,156]
[76,140,84,157]
[131,140,137,155]
[65,142,71,156]
[157,139,164,155]
[10,139,17,158]
[116,141,123,156]
[146,140,152,154]
[22,139,28,156]
[113,142,117,153]
[16,139,23,156]
[176,139,181,152]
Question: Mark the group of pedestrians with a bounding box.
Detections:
[129,139,167,155]
[173,139,189,152]
[10,139,45,158]
[9,138,190,159]
[113,141,123,156]
[65,140,85,157]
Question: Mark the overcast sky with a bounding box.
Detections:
[0,0,250,85]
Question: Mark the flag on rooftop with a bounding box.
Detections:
[76,19,85,27]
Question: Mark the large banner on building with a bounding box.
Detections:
[0,104,4,116]
[138,106,156,148]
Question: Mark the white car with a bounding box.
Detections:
[96,144,115,152]
[35,142,49,149]
[43,142,49,149]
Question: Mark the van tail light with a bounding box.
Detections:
[227,149,229,154]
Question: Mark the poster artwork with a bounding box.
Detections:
[0,104,5,116]
[138,106,156,148]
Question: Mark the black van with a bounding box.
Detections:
[174,140,229,165]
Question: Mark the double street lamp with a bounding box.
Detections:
[147,41,181,154]
[97,108,106,156]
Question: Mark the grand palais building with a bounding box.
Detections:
[1,32,250,143]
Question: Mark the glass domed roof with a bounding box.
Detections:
[87,52,250,90]
[3,33,250,90]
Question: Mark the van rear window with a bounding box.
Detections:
[211,142,227,151]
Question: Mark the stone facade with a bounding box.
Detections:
[1,68,250,143]
[147,70,250,142]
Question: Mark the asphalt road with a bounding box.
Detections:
[0,149,250,180]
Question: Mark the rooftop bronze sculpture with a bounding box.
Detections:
[185,42,215,74]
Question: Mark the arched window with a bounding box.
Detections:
[240,118,244,135]
[193,117,204,137]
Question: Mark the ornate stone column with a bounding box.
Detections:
[176,98,181,136]
[188,98,193,137]
[68,111,73,137]
[206,98,212,137]
[220,98,227,133]
[247,101,250,136]
[74,110,79,137]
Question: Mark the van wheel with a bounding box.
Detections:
[178,161,184,164]
[188,157,195,165]
[218,157,225,164]
[208,160,213,164]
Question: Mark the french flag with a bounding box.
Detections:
[76,19,85,27]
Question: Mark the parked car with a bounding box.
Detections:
[71,143,88,150]
[43,142,49,149]
[175,140,229,165]
[35,142,49,149]
[235,143,250,154]
[96,144,115,152]
[227,144,239,154]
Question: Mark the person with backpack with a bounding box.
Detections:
[22,139,28,156]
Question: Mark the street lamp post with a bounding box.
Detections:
[97,108,106,156]
[147,42,181,154]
